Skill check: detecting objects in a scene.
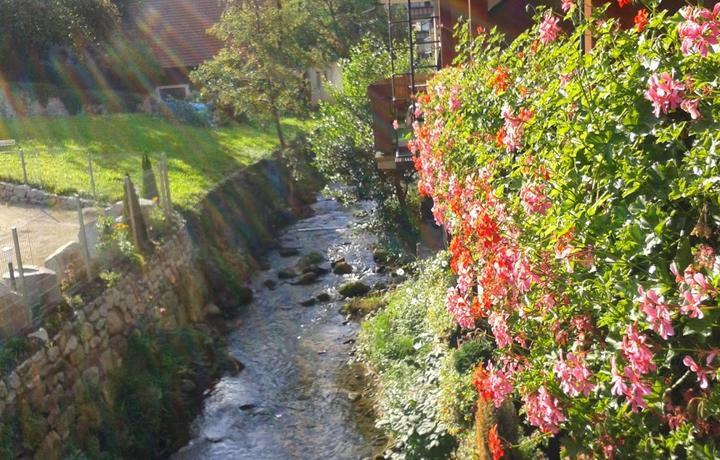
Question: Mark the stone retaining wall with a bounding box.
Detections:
[0,181,94,210]
[0,224,206,459]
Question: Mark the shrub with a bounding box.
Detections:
[358,256,461,459]
[412,1,720,457]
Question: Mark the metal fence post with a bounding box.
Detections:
[18,148,28,184]
[77,196,93,280]
[87,152,97,201]
[11,227,30,319]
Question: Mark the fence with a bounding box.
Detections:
[0,157,176,344]
[0,139,172,204]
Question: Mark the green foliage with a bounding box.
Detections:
[99,270,121,288]
[68,326,229,458]
[96,215,144,267]
[0,0,121,62]
[452,338,492,374]
[311,36,392,200]
[358,256,459,459]
[0,337,30,376]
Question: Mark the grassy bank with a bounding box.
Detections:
[0,114,309,208]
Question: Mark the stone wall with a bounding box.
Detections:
[0,181,94,210]
[0,224,206,459]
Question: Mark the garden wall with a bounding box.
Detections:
[0,225,206,459]
[0,181,94,210]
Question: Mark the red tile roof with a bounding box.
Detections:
[137,0,225,69]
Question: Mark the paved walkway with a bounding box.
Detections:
[0,203,80,267]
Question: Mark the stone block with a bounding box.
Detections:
[44,241,84,287]
[2,265,62,310]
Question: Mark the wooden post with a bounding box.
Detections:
[87,152,97,201]
[584,0,593,53]
[76,196,93,280]
[124,177,139,249]
[11,227,30,318]
[19,148,28,184]
[161,153,172,216]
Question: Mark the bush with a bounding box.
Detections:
[358,256,460,459]
[162,98,213,127]
[413,1,720,457]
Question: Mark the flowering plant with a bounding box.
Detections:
[411,1,720,457]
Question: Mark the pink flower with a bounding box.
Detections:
[621,324,656,375]
[500,106,532,152]
[645,72,686,117]
[610,356,628,397]
[489,310,513,348]
[694,244,716,270]
[538,12,562,45]
[446,287,475,329]
[670,263,708,319]
[561,0,574,12]
[681,99,702,119]
[524,386,566,434]
[392,119,399,130]
[624,366,651,412]
[678,5,720,57]
[554,351,595,397]
[520,182,552,215]
[637,287,674,340]
[683,352,717,389]
[485,362,515,408]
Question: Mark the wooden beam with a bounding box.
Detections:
[584,0,593,52]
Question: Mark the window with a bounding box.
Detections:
[156,84,190,101]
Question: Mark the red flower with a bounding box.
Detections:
[634,9,648,32]
[617,0,631,7]
[488,424,505,460]
[495,127,506,148]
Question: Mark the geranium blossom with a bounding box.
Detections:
[538,12,561,45]
[637,287,674,340]
[645,72,686,117]
[446,287,475,329]
[670,263,709,319]
[524,386,566,434]
[500,106,533,152]
[635,9,649,33]
[683,352,717,389]
[621,324,656,375]
[489,310,512,348]
[554,351,595,397]
[561,0,573,12]
[678,5,720,57]
[681,99,702,119]
[488,424,504,460]
[617,0,631,7]
[519,182,552,215]
[475,362,515,408]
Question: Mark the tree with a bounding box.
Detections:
[193,0,315,147]
[193,0,383,147]
[141,153,159,201]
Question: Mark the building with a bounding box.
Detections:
[370,0,689,171]
[134,0,225,100]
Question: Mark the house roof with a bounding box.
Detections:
[136,0,225,69]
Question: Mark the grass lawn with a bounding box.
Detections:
[0,114,309,209]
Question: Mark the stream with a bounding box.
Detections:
[174,198,388,460]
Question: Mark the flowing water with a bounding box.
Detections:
[175,198,387,460]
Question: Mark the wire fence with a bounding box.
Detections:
[0,156,175,345]
[0,139,169,204]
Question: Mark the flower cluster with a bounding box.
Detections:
[410,3,720,457]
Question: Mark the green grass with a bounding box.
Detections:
[0,114,309,208]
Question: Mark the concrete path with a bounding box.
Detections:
[0,202,80,267]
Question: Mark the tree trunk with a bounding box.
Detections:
[272,105,287,148]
